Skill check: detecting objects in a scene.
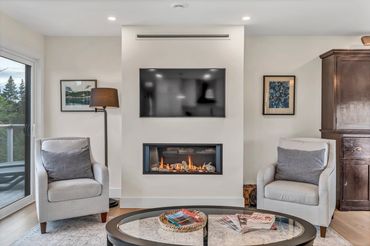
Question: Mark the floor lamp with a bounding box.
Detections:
[90,88,119,208]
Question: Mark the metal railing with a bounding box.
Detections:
[0,124,25,163]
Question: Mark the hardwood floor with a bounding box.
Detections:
[331,210,370,246]
[0,204,369,246]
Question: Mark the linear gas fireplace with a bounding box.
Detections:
[143,143,222,175]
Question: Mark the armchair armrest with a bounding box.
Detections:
[318,164,336,226]
[35,151,49,222]
[35,159,48,199]
[257,163,276,187]
[92,162,109,187]
[257,163,276,209]
[318,165,335,192]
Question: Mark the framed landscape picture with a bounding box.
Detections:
[263,75,295,115]
[60,80,97,112]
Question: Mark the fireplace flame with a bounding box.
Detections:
[155,155,211,173]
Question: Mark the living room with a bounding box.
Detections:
[0,1,369,245]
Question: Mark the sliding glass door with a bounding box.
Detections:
[0,56,31,211]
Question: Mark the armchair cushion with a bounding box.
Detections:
[48,178,102,202]
[41,148,93,182]
[275,147,326,185]
[265,180,319,206]
[279,138,329,166]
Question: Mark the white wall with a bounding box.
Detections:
[44,37,122,195]
[121,26,245,207]
[244,36,363,183]
[0,11,44,137]
[0,11,45,218]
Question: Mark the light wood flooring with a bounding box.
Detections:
[0,203,369,246]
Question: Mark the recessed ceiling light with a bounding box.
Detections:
[210,68,218,72]
[107,16,117,22]
[242,16,251,21]
[171,3,189,9]
[155,73,163,78]
[148,68,156,72]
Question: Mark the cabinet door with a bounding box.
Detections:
[336,55,370,129]
[343,137,370,159]
[342,160,369,201]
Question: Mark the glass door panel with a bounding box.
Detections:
[0,56,31,209]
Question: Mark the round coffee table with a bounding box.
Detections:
[106,206,316,246]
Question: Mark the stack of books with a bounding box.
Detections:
[165,209,202,227]
[216,212,276,233]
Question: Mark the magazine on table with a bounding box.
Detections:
[216,212,276,233]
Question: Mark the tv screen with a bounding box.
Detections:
[140,68,225,117]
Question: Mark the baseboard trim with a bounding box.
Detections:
[109,188,121,199]
[120,196,244,208]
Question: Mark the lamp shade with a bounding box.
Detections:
[90,88,119,108]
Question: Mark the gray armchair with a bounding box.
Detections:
[257,138,336,238]
[35,137,109,233]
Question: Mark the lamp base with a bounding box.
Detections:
[109,198,119,208]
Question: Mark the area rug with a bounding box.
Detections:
[12,215,352,246]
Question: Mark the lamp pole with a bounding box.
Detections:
[95,106,108,167]
[90,88,119,208]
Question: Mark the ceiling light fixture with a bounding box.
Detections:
[155,73,163,78]
[361,36,370,46]
[242,16,251,21]
[107,16,117,22]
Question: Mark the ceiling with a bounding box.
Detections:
[0,0,369,36]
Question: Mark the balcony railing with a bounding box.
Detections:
[0,124,25,208]
[0,124,25,163]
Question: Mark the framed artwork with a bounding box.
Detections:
[263,75,295,115]
[60,80,97,112]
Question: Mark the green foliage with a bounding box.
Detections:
[0,76,26,163]
[1,76,18,102]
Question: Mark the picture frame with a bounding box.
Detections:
[263,75,295,115]
[60,80,97,112]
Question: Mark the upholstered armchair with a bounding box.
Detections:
[35,137,109,233]
[257,138,336,237]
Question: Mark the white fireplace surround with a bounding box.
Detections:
[121,26,245,207]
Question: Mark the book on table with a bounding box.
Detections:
[165,209,202,227]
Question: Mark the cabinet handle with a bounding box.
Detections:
[344,181,347,186]
[352,147,362,152]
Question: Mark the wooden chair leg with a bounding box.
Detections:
[101,212,108,223]
[40,222,47,234]
[320,226,327,238]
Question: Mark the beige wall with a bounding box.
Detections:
[244,36,363,183]
[44,37,122,196]
[121,26,245,207]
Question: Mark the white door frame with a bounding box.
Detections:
[0,47,41,219]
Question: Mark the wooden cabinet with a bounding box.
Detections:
[320,50,370,211]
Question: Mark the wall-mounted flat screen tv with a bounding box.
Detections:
[140,68,225,117]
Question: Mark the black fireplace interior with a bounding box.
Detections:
[143,144,222,174]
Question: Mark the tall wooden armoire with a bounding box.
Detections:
[320,49,370,211]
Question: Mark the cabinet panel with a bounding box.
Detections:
[343,137,370,159]
[337,56,370,129]
[342,162,369,201]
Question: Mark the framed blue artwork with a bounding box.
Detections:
[263,75,295,115]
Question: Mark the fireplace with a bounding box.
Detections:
[143,143,222,174]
